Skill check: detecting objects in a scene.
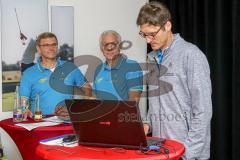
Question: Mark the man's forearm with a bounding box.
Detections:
[128,90,142,102]
[82,83,93,97]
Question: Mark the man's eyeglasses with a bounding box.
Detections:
[102,42,119,51]
[139,25,164,39]
[38,43,58,48]
[139,27,162,39]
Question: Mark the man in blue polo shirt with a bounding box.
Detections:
[93,30,143,102]
[19,32,92,118]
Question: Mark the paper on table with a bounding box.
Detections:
[40,135,78,147]
[15,121,61,131]
[43,116,65,123]
[43,116,71,124]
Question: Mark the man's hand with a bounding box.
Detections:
[54,105,69,120]
[143,123,150,135]
[22,109,33,121]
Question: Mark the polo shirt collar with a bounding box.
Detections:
[162,33,181,56]
[37,57,62,72]
[149,33,181,59]
[103,54,126,70]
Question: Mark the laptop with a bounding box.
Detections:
[65,99,163,149]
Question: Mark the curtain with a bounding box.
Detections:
[149,0,240,159]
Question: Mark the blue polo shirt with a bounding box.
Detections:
[93,54,143,100]
[19,58,87,115]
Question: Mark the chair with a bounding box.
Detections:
[0,128,23,160]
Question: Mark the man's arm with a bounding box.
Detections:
[127,60,143,102]
[185,48,212,159]
[19,72,33,119]
[81,82,93,99]
[128,90,142,102]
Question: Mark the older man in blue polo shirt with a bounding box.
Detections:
[93,30,143,102]
[19,32,92,118]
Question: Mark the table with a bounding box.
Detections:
[0,118,74,160]
[36,139,185,160]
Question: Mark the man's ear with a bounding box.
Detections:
[100,45,104,53]
[36,45,41,55]
[165,21,172,32]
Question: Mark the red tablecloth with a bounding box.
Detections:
[36,139,185,160]
[0,118,74,160]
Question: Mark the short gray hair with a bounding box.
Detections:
[99,30,122,46]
